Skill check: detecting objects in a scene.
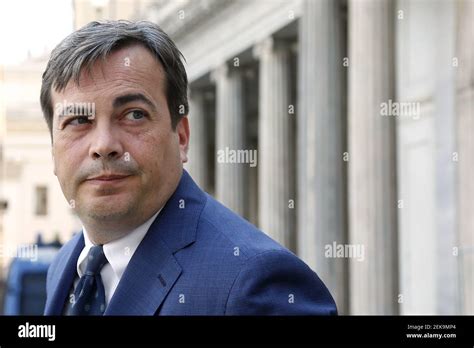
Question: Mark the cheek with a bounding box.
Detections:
[52,140,83,182]
[52,152,74,199]
[133,131,179,174]
[52,145,65,176]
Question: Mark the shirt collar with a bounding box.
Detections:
[77,209,161,280]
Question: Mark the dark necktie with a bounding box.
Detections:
[67,245,108,315]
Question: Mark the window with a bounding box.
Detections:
[35,186,48,216]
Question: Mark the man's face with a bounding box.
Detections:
[51,44,189,242]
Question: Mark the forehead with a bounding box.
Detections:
[52,43,166,100]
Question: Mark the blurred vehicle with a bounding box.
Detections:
[3,235,61,315]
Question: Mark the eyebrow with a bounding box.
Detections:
[112,93,157,112]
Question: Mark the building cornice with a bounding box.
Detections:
[147,0,234,40]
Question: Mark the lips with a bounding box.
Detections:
[86,174,131,182]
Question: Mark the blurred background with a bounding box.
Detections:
[0,0,472,315]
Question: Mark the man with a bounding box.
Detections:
[41,20,337,315]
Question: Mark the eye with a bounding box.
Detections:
[67,116,92,126]
[124,110,147,121]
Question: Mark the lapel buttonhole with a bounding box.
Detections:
[158,274,167,287]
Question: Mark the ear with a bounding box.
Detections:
[51,146,58,177]
[176,116,190,163]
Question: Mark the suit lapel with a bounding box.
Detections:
[44,233,84,315]
[105,170,207,315]
[104,231,182,315]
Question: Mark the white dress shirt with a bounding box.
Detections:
[73,209,161,305]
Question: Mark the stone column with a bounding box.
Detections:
[254,38,295,250]
[212,64,247,217]
[297,0,348,313]
[456,0,474,315]
[186,89,208,189]
[348,0,398,314]
[433,0,459,315]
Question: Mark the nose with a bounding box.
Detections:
[88,123,124,160]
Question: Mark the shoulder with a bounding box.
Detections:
[193,195,337,315]
[224,248,337,315]
[198,193,287,259]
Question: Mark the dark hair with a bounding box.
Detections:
[40,20,189,134]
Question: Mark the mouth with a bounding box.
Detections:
[85,173,132,184]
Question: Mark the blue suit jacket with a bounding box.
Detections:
[44,170,337,315]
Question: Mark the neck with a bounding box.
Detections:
[81,208,160,245]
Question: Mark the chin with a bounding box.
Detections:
[82,199,136,222]
[85,210,134,225]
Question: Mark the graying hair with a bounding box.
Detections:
[40,20,189,134]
